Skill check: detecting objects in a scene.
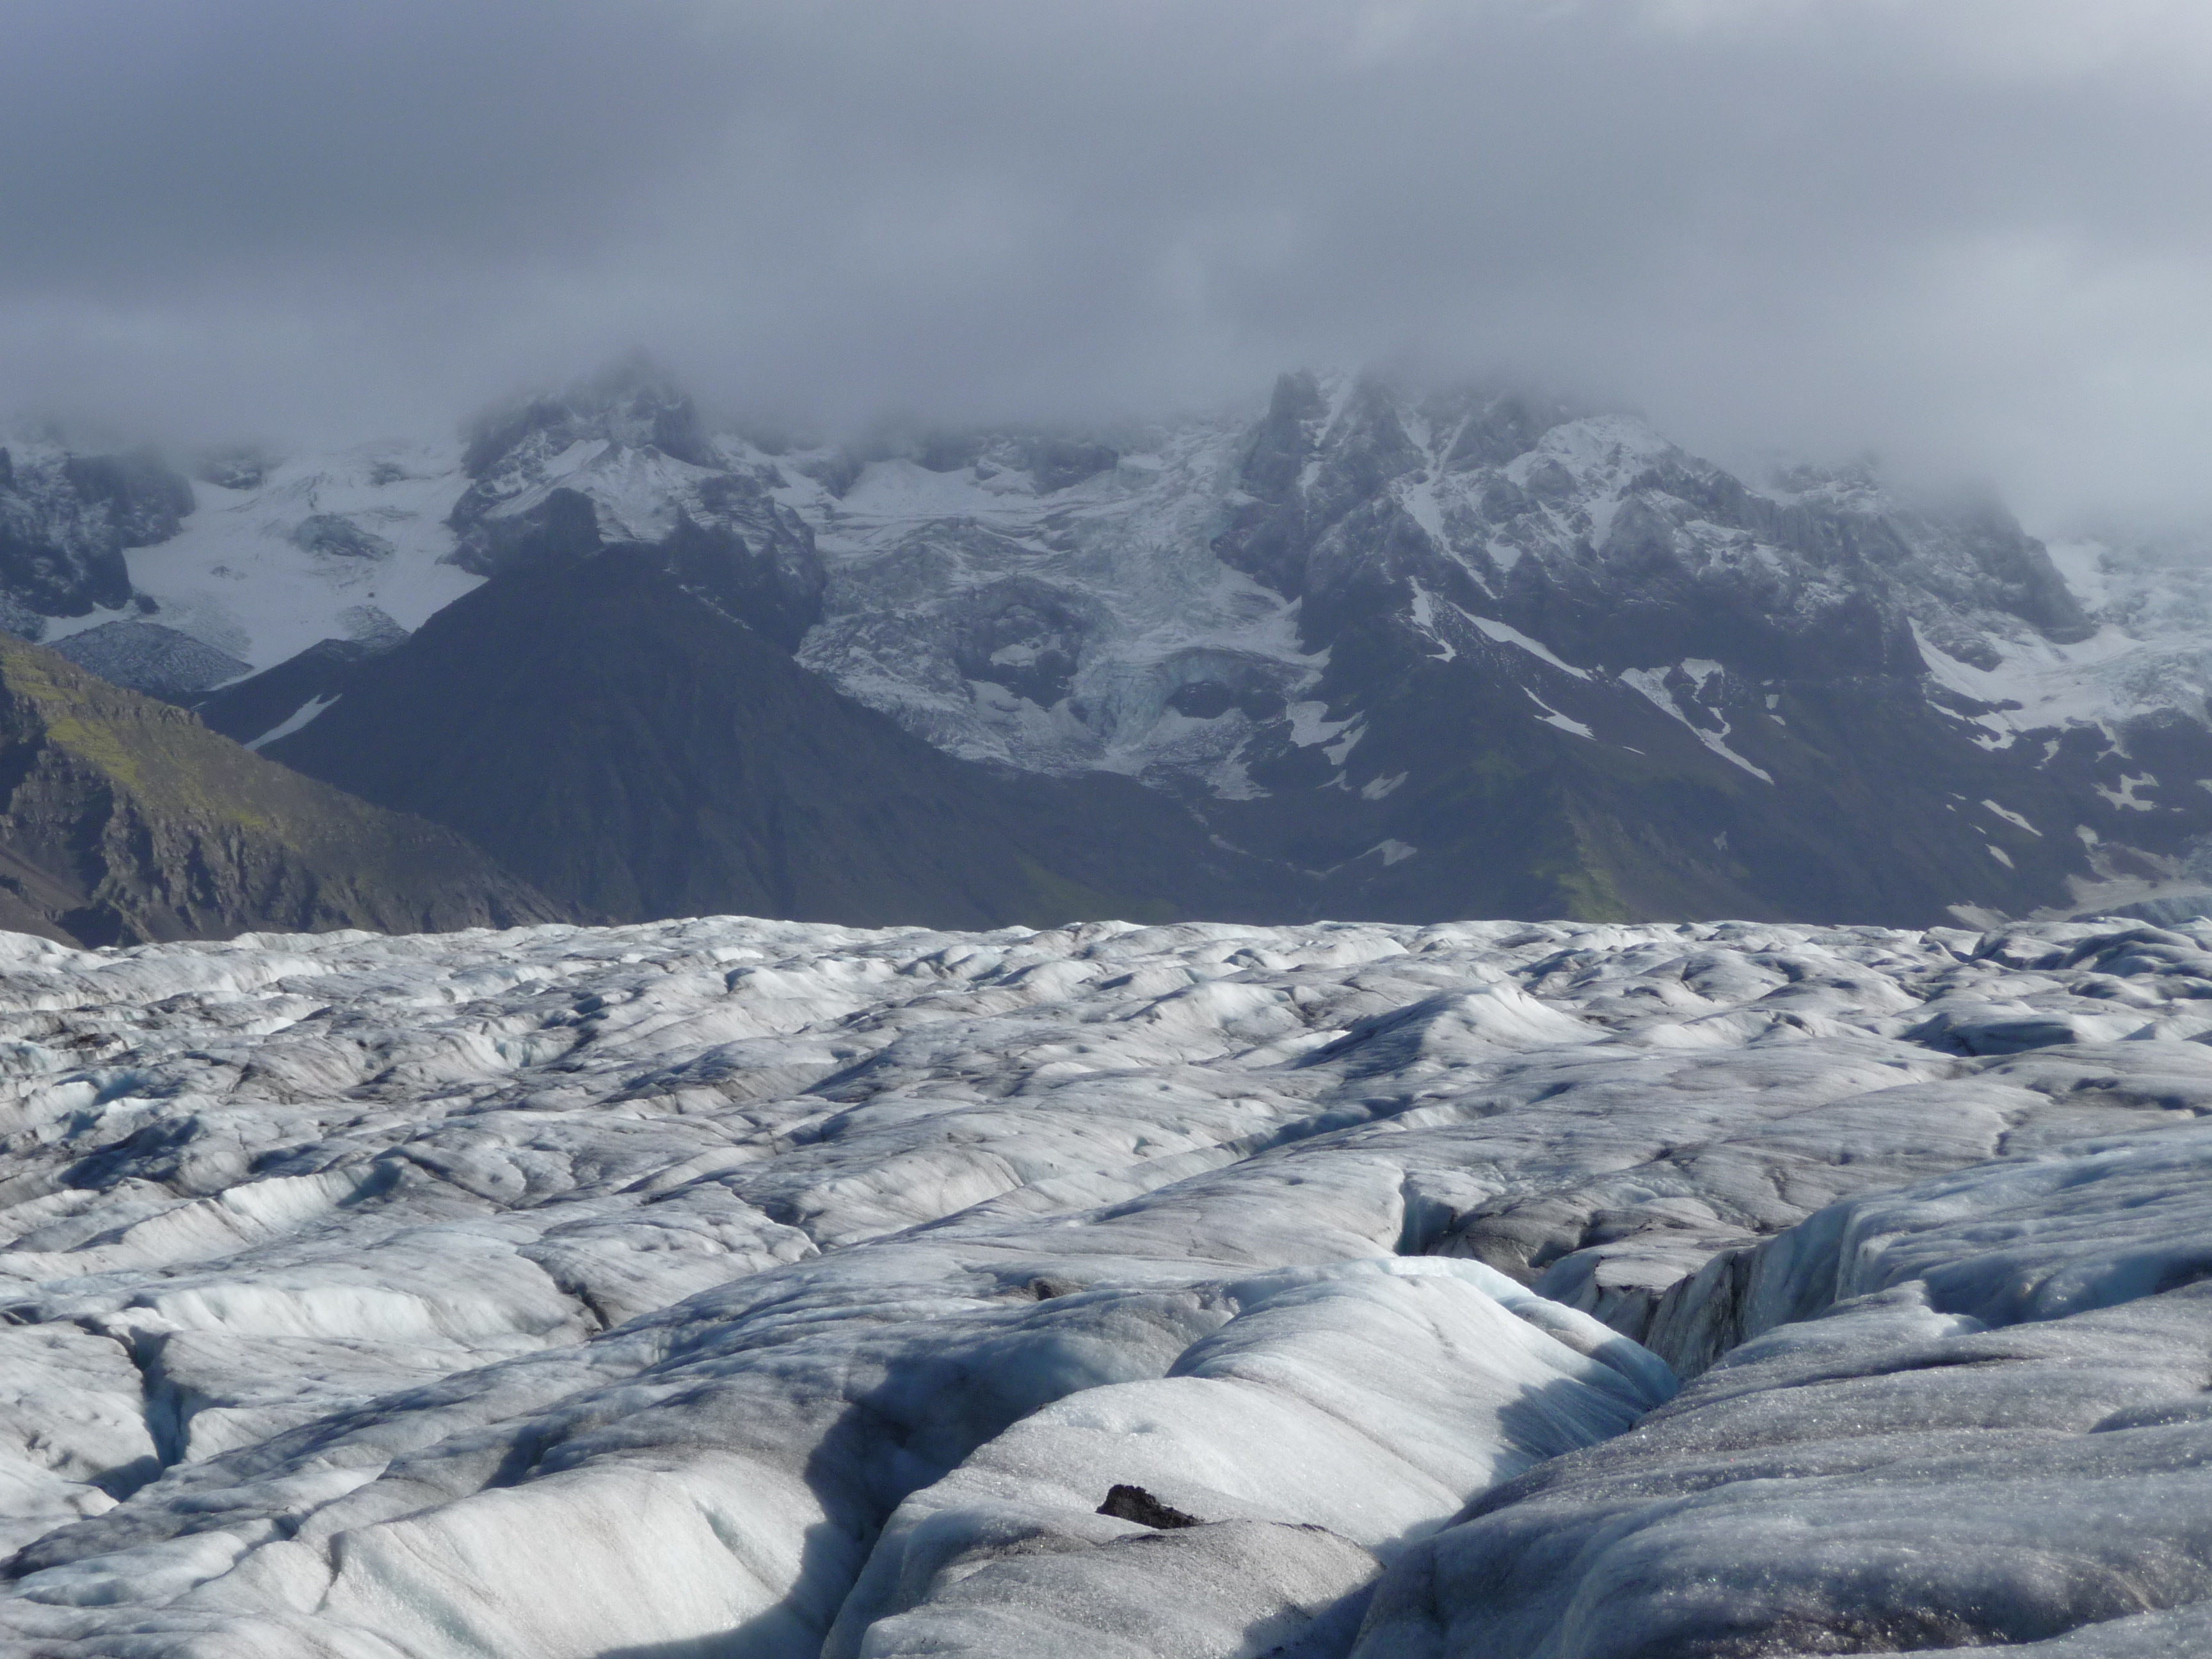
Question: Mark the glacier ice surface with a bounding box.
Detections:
[0,913,2210,1653]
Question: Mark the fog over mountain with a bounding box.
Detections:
[6,1,2212,527]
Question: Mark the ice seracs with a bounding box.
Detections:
[797,410,1324,780]
[1361,1116,2212,1658]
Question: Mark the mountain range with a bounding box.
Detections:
[6,360,2212,943]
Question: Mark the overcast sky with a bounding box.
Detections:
[4,0,2210,525]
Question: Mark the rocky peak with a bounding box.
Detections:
[445,359,826,650]
[1237,369,1330,503]
[459,352,712,485]
[1206,372,2090,685]
[0,443,189,621]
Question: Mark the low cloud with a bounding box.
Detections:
[5,1,2211,526]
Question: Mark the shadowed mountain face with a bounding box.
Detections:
[1235,587,2115,925]
[260,549,1285,929]
[0,637,562,946]
[36,361,2212,928]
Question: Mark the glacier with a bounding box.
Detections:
[2,912,2212,1653]
[36,438,479,685]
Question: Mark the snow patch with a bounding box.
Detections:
[1286,700,1357,749]
[1982,800,2042,836]
[1524,689,1593,739]
[243,694,337,751]
[1617,668,1775,783]
[1464,610,1591,680]
[2096,773,2159,811]
[1406,579,1456,661]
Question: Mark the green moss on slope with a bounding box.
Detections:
[0,636,565,946]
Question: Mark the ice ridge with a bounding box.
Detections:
[0,913,2209,1652]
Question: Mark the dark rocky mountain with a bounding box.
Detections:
[195,634,401,751]
[445,358,826,651]
[255,547,1279,928]
[0,635,563,947]
[1174,373,2199,922]
[0,443,190,628]
[24,361,2212,929]
[782,369,2212,924]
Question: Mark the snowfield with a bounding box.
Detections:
[42,440,483,678]
[1,913,2211,1654]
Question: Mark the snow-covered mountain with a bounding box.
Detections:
[4,911,2212,1653]
[0,442,191,633]
[13,362,2212,926]
[32,441,475,684]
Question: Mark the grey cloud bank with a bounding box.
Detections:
[4,0,2211,525]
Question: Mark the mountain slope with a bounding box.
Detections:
[778,371,2212,924]
[0,636,563,945]
[1228,586,2109,924]
[24,361,2212,927]
[260,548,1285,928]
[1197,374,2209,922]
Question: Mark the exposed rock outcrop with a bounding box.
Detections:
[0,634,564,945]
